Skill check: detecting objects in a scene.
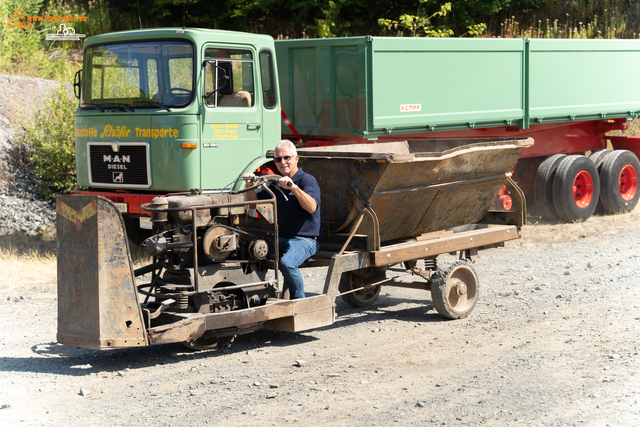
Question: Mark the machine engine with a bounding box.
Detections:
[139,190,278,316]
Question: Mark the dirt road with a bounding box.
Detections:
[1,209,639,426]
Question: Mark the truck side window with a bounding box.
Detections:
[204,48,254,108]
[259,50,276,109]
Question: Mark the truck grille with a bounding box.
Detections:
[88,143,151,188]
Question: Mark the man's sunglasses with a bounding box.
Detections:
[274,155,293,163]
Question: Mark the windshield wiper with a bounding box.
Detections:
[132,100,172,112]
[81,103,106,112]
[103,103,135,112]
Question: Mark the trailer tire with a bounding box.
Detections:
[534,154,567,220]
[589,150,614,215]
[552,155,600,222]
[589,149,613,170]
[597,150,640,214]
[339,268,384,308]
[431,261,478,320]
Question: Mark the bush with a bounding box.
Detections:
[17,84,77,200]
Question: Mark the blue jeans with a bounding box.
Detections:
[279,236,320,299]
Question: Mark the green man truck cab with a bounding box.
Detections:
[73,28,281,232]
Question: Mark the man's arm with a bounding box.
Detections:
[278,177,318,214]
[243,173,257,207]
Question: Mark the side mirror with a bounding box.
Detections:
[73,69,82,99]
[202,60,232,100]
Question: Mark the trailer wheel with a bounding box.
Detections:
[431,261,478,320]
[552,155,600,222]
[534,154,567,220]
[589,150,613,215]
[589,149,613,170]
[182,335,234,351]
[597,150,640,214]
[339,268,383,308]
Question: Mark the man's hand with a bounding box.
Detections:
[243,172,256,186]
[278,176,294,189]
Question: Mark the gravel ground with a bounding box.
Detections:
[1,206,639,427]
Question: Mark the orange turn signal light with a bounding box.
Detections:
[181,142,197,149]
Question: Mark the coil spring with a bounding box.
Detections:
[424,258,437,271]
[177,294,189,310]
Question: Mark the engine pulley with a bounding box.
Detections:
[202,226,237,261]
[249,239,269,260]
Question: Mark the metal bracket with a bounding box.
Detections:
[346,190,380,252]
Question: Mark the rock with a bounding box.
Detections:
[415,401,426,408]
[294,360,306,367]
[1,404,10,409]
[79,388,91,396]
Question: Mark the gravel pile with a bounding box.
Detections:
[0,74,60,236]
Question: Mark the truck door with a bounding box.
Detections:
[201,46,263,189]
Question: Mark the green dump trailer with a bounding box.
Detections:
[276,37,640,222]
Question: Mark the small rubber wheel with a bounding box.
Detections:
[339,268,384,308]
[182,335,234,351]
[598,150,640,214]
[534,154,567,220]
[431,261,479,320]
[552,155,600,222]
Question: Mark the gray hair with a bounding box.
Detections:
[274,139,297,156]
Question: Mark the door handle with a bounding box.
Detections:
[247,123,262,130]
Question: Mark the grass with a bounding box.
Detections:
[0,232,57,292]
[523,203,640,244]
[0,230,152,297]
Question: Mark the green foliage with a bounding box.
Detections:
[378,1,487,37]
[0,0,68,80]
[378,1,453,37]
[499,0,635,38]
[0,0,112,80]
[17,85,77,200]
[316,0,344,38]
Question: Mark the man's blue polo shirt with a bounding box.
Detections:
[257,168,321,238]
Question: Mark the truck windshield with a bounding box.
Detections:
[81,41,194,109]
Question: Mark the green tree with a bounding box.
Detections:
[17,85,77,200]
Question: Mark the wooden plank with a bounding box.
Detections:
[372,225,518,266]
[415,229,453,241]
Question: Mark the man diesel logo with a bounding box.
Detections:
[103,154,130,170]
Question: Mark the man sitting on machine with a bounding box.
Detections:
[243,139,321,299]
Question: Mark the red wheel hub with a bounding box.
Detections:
[619,164,638,201]
[572,170,594,208]
[499,195,513,210]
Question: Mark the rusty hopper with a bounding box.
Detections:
[297,137,534,243]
